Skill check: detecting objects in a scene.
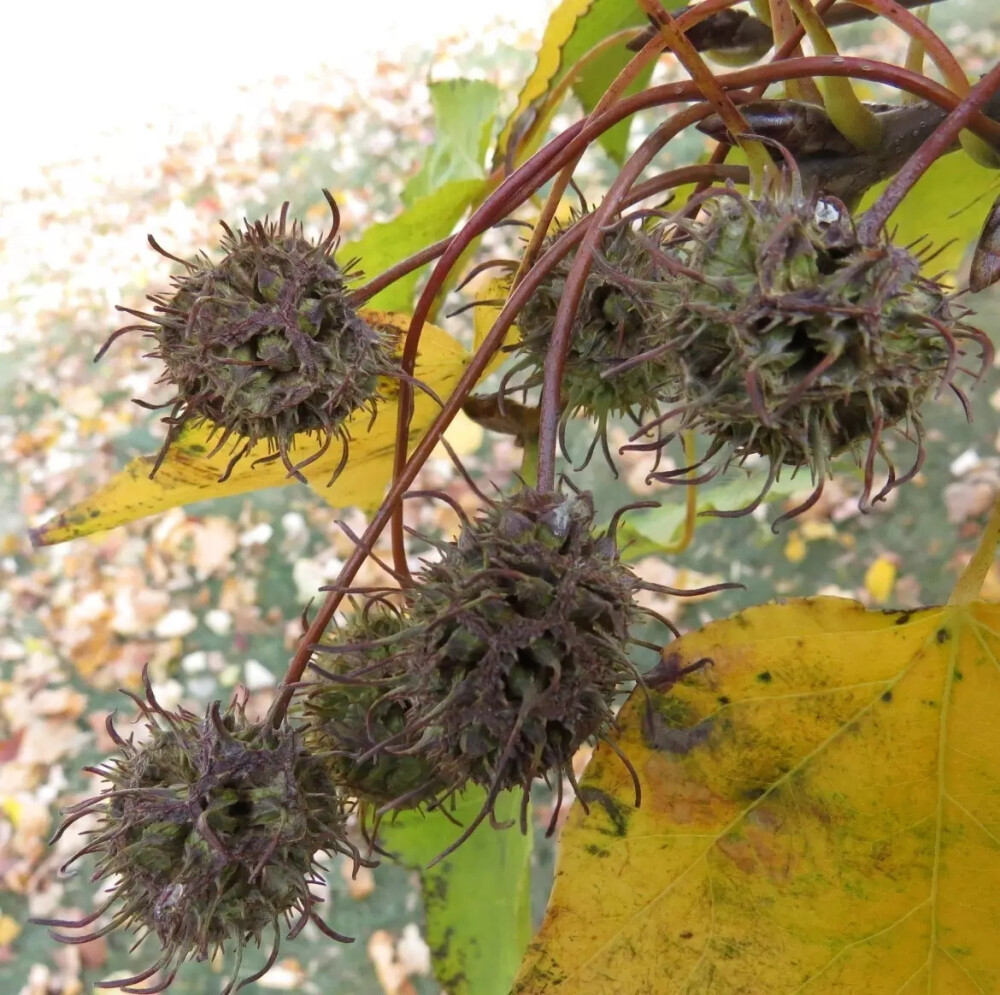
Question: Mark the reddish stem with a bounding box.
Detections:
[536,102,716,490]
[858,62,1000,242]
[837,0,969,95]
[271,161,739,723]
[513,9,670,288]
[641,0,770,183]
[349,236,454,306]
[273,55,1000,719]
[363,54,1000,321]
[387,121,589,576]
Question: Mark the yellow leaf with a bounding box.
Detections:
[859,152,1000,282]
[865,555,897,604]
[473,276,521,366]
[30,313,470,546]
[1,797,21,826]
[493,0,659,168]
[783,529,807,563]
[438,410,484,458]
[516,515,1000,991]
[495,0,593,168]
[0,915,20,946]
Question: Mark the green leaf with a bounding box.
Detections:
[615,463,807,559]
[563,0,662,163]
[381,788,533,995]
[497,0,686,167]
[340,178,483,312]
[403,79,502,205]
[860,150,1000,281]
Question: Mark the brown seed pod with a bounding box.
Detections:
[971,192,1000,294]
[298,490,735,858]
[32,671,371,994]
[99,191,398,483]
[371,489,717,857]
[507,212,670,471]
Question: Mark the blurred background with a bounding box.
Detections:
[0,0,552,190]
[2,1,1000,993]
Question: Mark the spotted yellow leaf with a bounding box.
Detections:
[30,312,470,546]
[516,505,1000,993]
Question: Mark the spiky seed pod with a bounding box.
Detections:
[385,489,645,846]
[509,213,669,468]
[634,180,991,517]
[299,603,444,810]
[100,191,398,482]
[33,672,370,995]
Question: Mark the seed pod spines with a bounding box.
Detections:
[101,191,398,484]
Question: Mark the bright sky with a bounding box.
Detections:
[4,0,553,187]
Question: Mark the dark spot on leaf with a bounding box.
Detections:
[743,786,767,800]
[756,671,772,683]
[680,931,694,940]
[430,926,454,962]
[643,706,713,754]
[893,612,913,626]
[648,695,695,730]
[936,628,950,643]
[578,787,629,837]
[717,696,731,705]
[585,844,610,858]
[89,509,100,517]
[955,670,963,681]
[423,872,449,903]
[881,690,892,702]
[871,840,891,862]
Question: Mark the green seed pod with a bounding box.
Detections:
[637,181,991,518]
[33,671,370,995]
[100,191,398,481]
[300,604,444,811]
[509,213,669,468]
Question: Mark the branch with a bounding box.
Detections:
[628,0,950,58]
[698,93,1000,206]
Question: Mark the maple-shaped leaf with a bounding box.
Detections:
[516,508,1000,993]
[30,312,470,546]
